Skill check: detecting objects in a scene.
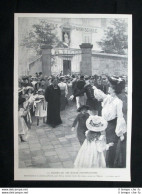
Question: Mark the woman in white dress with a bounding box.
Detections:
[34,89,47,126]
[58,77,68,111]
[74,115,114,168]
[93,76,127,168]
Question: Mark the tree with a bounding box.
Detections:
[21,21,59,55]
[98,19,128,55]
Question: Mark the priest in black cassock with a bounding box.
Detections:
[45,77,62,128]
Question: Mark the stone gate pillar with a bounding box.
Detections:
[79,43,93,75]
[41,45,52,76]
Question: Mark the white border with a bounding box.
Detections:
[14,13,132,181]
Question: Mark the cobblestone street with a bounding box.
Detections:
[19,102,81,168]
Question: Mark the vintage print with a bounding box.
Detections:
[14,14,132,181]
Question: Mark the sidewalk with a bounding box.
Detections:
[19,103,81,168]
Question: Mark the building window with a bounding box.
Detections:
[83,32,92,43]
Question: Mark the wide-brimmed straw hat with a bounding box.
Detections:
[25,86,34,91]
[37,88,44,93]
[86,115,108,132]
[48,76,52,80]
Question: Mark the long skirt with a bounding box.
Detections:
[105,118,119,168]
[47,102,62,126]
[60,90,67,111]
[67,85,72,98]
[114,133,127,168]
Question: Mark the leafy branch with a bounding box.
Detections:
[98,19,128,55]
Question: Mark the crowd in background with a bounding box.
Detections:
[18,71,127,168]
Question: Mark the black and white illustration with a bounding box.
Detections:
[14,14,132,181]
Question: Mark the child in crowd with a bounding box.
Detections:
[18,97,29,142]
[25,86,36,118]
[34,89,47,126]
[74,115,114,168]
[71,105,90,145]
[23,94,32,129]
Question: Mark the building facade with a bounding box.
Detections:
[19,17,128,77]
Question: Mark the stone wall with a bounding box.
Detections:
[28,50,128,77]
[92,53,128,76]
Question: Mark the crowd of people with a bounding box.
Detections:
[18,71,127,168]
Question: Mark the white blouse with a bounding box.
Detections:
[58,82,68,96]
[94,89,127,137]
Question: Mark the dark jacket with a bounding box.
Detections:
[72,112,89,144]
[73,79,85,97]
[73,83,95,100]
[84,84,95,100]
[95,83,108,94]
[45,85,62,125]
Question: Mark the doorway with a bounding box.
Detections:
[63,60,71,75]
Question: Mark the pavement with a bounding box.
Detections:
[19,102,81,168]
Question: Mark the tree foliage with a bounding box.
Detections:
[98,19,128,55]
[21,21,59,55]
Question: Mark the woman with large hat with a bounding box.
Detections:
[74,115,114,168]
[93,76,127,168]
